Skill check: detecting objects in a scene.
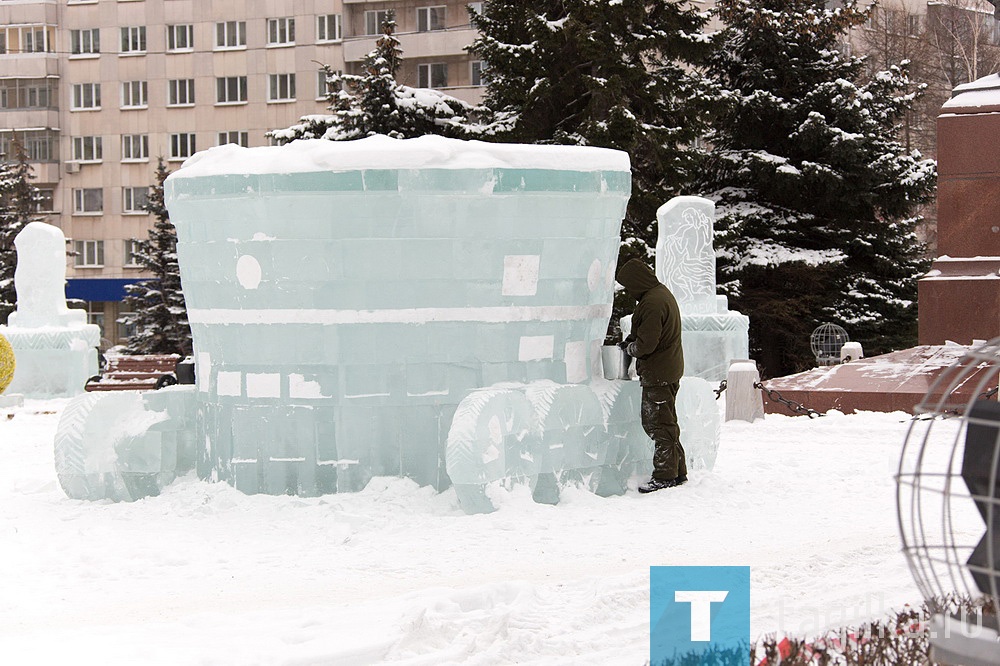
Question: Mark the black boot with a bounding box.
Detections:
[638,475,687,493]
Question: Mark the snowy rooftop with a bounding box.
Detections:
[169,135,632,180]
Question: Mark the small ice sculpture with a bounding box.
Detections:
[655,197,749,381]
[0,222,99,397]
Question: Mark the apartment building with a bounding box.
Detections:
[341,0,484,98]
[0,0,483,347]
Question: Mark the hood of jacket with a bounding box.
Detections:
[615,259,661,299]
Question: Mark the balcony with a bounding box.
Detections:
[343,26,476,62]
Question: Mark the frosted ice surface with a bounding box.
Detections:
[0,222,99,397]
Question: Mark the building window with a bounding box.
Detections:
[71,83,101,110]
[35,188,54,213]
[167,79,195,106]
[365,10,392,35]
[70,28,99,55]
[267,17,295,45]
[215,21,246,49]
[123,239,143,267]
[85,302,104,337]
[0,26,55,54]
[417,63,448,89]
[120,80,148,108]
[122,187,149,214]
[268,73,296,102]
[216,76,247,104]
[73,188,103,215]
[74,240,104,267]
[417,6,446,32]
[166,24,194,52]
[468,2,483,17]
[471,60,485,86]
[170,133,196,160]
[0,130,57,162]
[121,134,149,161]
[120,26,146,54]
[317,14,342,42]
[317,68,343,99]
[217,131,248,147]
[0,79,55,110]
[71,136,102,162]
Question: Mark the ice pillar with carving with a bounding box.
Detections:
[0,222,100,397]
[655,196,749,381]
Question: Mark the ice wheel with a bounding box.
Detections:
[594,380,651,495]
[446,388,535,514]
[524,384,606,500]
[54,392,177,501]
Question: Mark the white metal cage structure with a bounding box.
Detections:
[809,323,850,366]
[897,338,1000,666]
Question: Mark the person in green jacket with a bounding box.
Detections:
[615,258,686,493]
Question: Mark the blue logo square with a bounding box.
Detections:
[650,566,750,665]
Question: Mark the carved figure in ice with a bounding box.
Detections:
[0,222,99,397]
[656,197,716,315]
[654,197,750,382]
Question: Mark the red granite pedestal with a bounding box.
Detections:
[919,75,1000,345]
[760,345,989,416]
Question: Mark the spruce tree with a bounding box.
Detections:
[0,139,41,324]
[121,159,192,356]
[270,12,476,143]
[700,0,936,377]
[469,0,714,258]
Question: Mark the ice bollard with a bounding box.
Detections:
[840,341,863,363]
[725,359,765,422]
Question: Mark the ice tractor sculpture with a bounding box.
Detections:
[54,136,725,513]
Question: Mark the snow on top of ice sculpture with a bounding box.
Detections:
[169,135,631,180]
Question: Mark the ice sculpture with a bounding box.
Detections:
[52,136,725,513]
[0,222,99,397]
[164,136,630,500]
[655,197,749,381]
[55,387,197,501]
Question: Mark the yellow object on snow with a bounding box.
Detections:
[0,333,14,394]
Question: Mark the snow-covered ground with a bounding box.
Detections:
[0,399,931,665]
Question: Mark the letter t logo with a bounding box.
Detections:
[674,590,729,641]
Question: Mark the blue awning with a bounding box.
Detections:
[65,278,152,302]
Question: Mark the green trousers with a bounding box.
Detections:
[640,382,686,481]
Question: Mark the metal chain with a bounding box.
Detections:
[907,384,1000,421]
[754,381,824,419]
[714,379,727,400]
